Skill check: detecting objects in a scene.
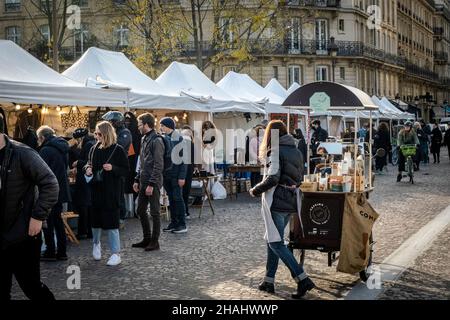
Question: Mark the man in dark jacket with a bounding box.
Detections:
[160,117,188,234]
[0,115,58,300]
[36,126,71,261]
[311,120,328,156]
[132,113,165,251]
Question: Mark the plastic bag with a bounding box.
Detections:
[211,181,227,200]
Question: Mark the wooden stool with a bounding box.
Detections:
[160,191,170,222]
[61,212,80,244]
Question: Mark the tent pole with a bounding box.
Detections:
[306,109,311,175]
[354,109,358,192]
[287,108,291,133]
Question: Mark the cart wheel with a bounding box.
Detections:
[359,234,374,282]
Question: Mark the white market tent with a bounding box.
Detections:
[287,82,301,95]
[265,78,288,99]
[63,47,205,111]
[217,71,303,115]
[156,62,263,114]
[0,40,129,107]
[380,97,414,119]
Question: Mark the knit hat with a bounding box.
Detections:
[73,128,88,139]
[160,117,175,130]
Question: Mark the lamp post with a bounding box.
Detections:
[327,37,338,82]
[414,96,420,121]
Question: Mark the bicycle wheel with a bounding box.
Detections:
[407,156,414,184]
[392,148,399,166]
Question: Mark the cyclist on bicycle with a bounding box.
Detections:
[397,121,419,182]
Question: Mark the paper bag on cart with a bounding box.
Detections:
[337,194,379,274]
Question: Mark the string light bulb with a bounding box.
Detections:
[27,107,33,114]
[72,106,77,112]
[15,104,21,110]
[183,112,188,120]
[174,115,179,122]
[56,106,61,112]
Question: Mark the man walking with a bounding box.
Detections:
[160,117,188,234]
[0,114,58,300]
[37,126,72,261]
[132,113,165,251]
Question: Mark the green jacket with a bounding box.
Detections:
[398,129,419,146]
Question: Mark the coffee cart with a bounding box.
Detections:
[282,82,379,282]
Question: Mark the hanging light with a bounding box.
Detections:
[56,106,61,112]
[15,104,21,110]
[27,107,33,114]
[72,106,77,112]
[183,112,188,120]
[174,115,179,122]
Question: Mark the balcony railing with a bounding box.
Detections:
[5,2,21,12]
[440,77,450,86]
[286,0,340,7]
[434,51,449,63]
[178,39,406,67]
[405,62,439,82]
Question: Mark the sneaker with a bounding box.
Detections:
[106,254,121,266]
[172,226,188,234]
[40,251,57,262]
[258,281,275,293]
[292,277,316,299]
[185,213,191,220]
[132,239,151,248]
[93,242,101,261]
[163,224,177,232]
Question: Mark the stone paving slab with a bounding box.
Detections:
[11,155,450,300]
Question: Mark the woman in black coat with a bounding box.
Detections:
[85,121,129,266]
[374,122,391,173]
[430,123,443,163]
[249,120,315,299]
[71,128,96,239]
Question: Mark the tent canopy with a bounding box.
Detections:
[156,62,262,113]
[282,81,378,110]
[0,40,129,107]
[265,78,288,99]
[63,48,207,111]
[287,82,301,95]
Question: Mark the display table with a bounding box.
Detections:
[191,175,217,218]
[227,165,263,199]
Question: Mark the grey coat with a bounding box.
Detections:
[135,129,165,190]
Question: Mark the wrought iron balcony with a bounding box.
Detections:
[434,51,449,64]
[440,77,450,86]
[405,62,439,82]
[285,0,340,7]
[5,2,21,12]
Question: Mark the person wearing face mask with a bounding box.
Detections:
[396,121,419,182]
[310,120,328,156]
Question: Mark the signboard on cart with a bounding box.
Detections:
[310,92,331,113]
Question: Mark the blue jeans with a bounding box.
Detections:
[164,178,186,228]
[92,228,120,254]
[420,143,429,163]
[265,211,307,284]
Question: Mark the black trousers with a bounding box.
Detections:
[0,235,55,300]
[76,206,93,237]
[43,202,66,255]
[183,165,194,215]
[136,185,161,241]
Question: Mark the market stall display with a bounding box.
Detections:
[282,81,381,281]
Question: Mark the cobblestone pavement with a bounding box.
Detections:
[11,154,450,300]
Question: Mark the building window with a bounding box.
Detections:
[220,18,234,43]
[338,19,345,33]
[39,24,50,43]
[340,67,345,80]
[74,23,89,56]
[114,25,129,48]
[316,66,329,81]
[288,66,301,86]
[71,0,88,7]
[5,0,21,12]
[6,26,21,44]
[273,66,279,80]
[40,0,53,11]
[289,17,301,52]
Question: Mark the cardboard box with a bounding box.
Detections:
[300,182,318,192]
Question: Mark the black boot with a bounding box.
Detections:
[132,238,151,248]
[397,173,402,182]
[292,277,316,299]
[258,281,275,293]
[145,239,160,251]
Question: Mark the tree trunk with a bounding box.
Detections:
[51,0,59,71]
[196,0,204,70]
[191,0,202,70]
